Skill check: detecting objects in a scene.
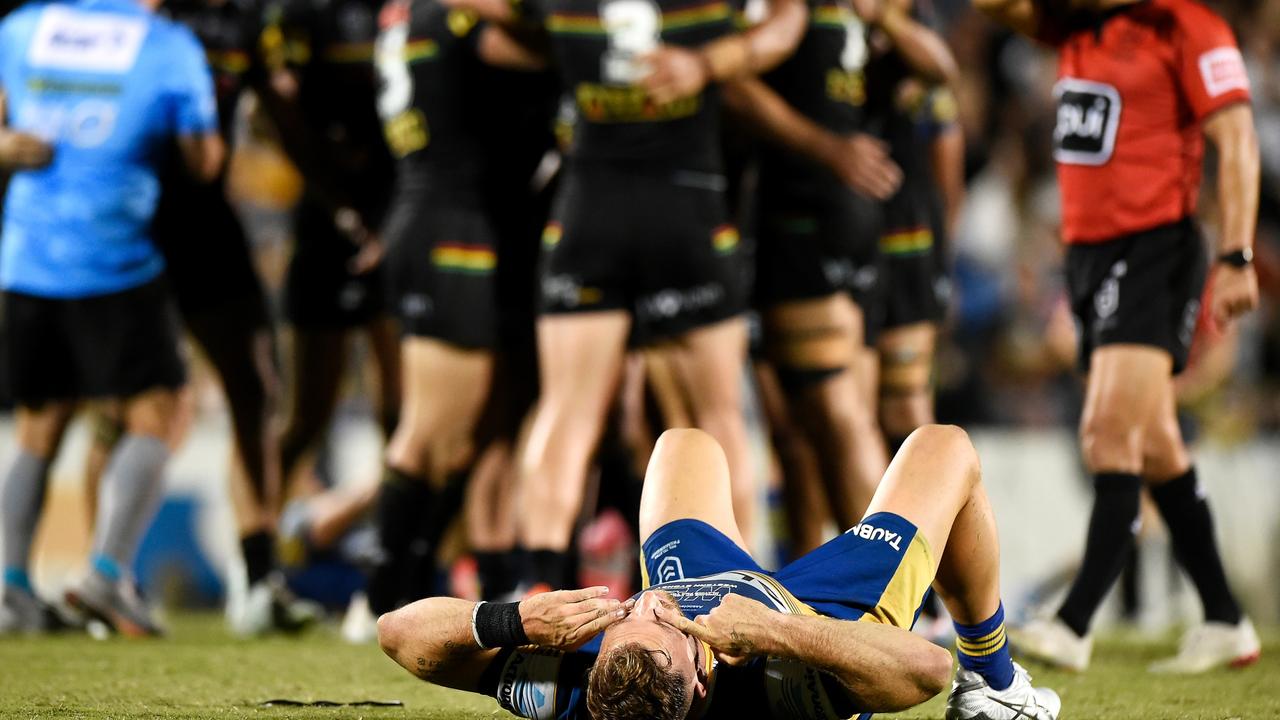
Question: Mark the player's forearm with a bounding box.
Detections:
[701,0,806,81]
[929,125,965,239]
[722,79,842,166]
[377,597,500,691]
[876,7,958,86]
[761,614,951,712]
[1206,104,1260,255]
[970,0,1040,37]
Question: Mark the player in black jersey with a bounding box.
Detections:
[255,0,402,507]
[723,0,956,530]
[449,0,807,589]
[870,80,962,459]
[366,0,557,612]
[860,0,960,461]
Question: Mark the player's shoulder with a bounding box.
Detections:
[147,15,207,57]
[1152,0,1234,36]
[2,1,49,38]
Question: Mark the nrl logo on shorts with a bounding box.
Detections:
[1094,260,1126,320]
[657,556,685,583]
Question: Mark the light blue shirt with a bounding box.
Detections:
[0,0,217,297]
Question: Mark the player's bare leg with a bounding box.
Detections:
[638,428,749,553]
[765,294,888,528]
[878,322,937,447]
[465,439,520,600]
[652,317,756,545]
[862,425,1060,719]
[519,311,631,588]
[368,337,492,614]
[1015,346,1176,670]
[754,362,829,556]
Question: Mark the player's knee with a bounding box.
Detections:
[908,424,975,465]
[654,427,721,460]
[1080,411,1143,472]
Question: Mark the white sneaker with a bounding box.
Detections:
[946,662,1061,720]
[1009,617,1092,672]
[1149,618,1261,674]
[340,592,378,644]
[227,574,321,637]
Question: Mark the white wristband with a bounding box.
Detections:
[471,601,488,649]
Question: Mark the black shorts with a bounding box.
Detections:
[754,184,884,344]
[539,164,747,345]
[3,278,186,407]
[284,198,386,330]
[152,185,269,327]
[1066,218,1207,374]
[383,190,499,349]
[879,189,947,330]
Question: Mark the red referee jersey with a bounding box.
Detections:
[1040,0,1251,244]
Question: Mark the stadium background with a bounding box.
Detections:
[4,0,1280,630]
[1,0,1279,716]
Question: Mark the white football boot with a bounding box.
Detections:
[1009,617,1092,672]
[1149,618,1261,674]
[946,662,1061,720]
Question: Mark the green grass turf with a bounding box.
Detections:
[1,614,1277,719]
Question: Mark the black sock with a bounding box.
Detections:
[1149,467,1242,625]
[525,549,571,590]
[475,550,518,600]
[400,470,470,603]
[1057,473,1142,637]
[368,467,435,615]
[240,530,275,585]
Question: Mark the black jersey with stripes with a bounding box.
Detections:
[522,0,734,173]
[261,0,395,215]
[375,0,487,189]
[758,0,871,194]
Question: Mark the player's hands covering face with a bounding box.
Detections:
[656,593,777,666]
[519,587,634,651]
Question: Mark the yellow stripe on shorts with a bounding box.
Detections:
[857,532,934,629]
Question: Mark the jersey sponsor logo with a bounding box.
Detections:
[28,6,148,73]
[1052,78,1121,167]
[846,521,903,551]
[1198,47,1249,98]
[575,82,701,123]
[657,556,685,582]
[497,650,561,720]
[15,97,119,147]
[636,282,725,321]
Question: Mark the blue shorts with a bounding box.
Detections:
[640,512,934,628]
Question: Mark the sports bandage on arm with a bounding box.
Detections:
[471,601,531,649]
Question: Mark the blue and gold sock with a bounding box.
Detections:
[955,603,1014,690]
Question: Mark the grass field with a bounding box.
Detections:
[2,614,1277,719]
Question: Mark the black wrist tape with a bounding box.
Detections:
[474,601,530,649]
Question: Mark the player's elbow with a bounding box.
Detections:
[376,608,408,660]
[915,643,953,702]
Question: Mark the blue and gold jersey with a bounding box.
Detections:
[480,512,934,720]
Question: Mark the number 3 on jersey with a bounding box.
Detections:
[601,0,661,84]
[376,0,428,157]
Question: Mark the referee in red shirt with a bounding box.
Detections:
[975,0,1261,673]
